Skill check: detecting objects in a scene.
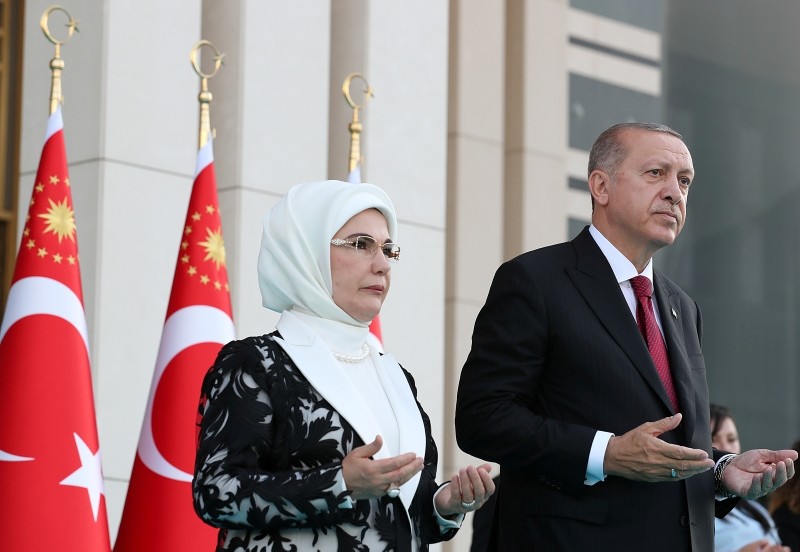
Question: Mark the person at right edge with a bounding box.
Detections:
[711,404,788,552]
[770,438,800,551]
[455,122,798,551]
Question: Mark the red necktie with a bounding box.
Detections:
[630,276,680,413]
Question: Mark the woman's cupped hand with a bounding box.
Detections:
[342,435,424,500]
[434,464,495,517]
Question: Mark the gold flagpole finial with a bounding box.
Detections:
[190,40,225,149]
[40,5,78,115]
[343,73,374,176]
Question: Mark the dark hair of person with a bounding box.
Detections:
[587,122,684,210]
[768,438,800,515]
[710,403,773,533]
[710,403,733,441]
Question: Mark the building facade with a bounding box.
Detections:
[3,1,799,549]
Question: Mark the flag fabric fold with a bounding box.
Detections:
[114,137,234,551]
[0,106,112,551]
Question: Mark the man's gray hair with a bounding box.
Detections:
[588,122,684,179]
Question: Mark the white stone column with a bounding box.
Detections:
[202,0,332,339]
[443,0,506,549]
[506,0,572,256]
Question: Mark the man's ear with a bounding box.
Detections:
[588,170,611,207]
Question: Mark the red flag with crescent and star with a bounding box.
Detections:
[114,137,234,551]
[0,106,112,551]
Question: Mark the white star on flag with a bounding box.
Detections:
[60,432,105,521]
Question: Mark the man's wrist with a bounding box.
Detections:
[585,431,614,485]
[714,453,738,499]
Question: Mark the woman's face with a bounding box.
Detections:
[330,209,392,323]
[712,417,741,454]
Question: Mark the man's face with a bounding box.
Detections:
[604,130,694,256]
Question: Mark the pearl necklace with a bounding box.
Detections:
[332,343,370,363]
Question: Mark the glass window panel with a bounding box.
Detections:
[568,177,588,192]
[568,217,590,240]
[569,74,663,152]
[570,0,665,32]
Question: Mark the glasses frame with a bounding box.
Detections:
[330,235,401,261]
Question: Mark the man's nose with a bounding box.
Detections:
[664,177,683,205]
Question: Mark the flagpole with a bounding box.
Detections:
[343,73,385,346]
[343,72,373,176]
[190,40,224,149]
[40,5,78,115]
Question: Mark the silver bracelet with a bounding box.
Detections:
[714,454,738,499]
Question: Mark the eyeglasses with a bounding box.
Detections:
[330,235,401,261]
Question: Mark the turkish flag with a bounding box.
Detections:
[347,167,384,349]
[0,107,111,551]
[114,138,234,551]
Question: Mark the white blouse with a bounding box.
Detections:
[290,310,401,456]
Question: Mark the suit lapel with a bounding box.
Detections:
[653,274,696,430]
[567,229,675,414]
[372,351,425,512]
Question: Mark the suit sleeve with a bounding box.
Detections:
[455,258,596,496]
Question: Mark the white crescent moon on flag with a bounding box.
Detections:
[0,276,89,463]
[0,276,89,350]
[137,305,234,482]
[0,450,33,462]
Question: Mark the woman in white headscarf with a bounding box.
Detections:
[193,180,494,552]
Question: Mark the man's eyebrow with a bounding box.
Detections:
[642,157,695,177]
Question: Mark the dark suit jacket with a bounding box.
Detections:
[456,227,732,551]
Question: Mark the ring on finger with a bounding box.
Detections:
[461,499,476,509]
[671,468,678,478]
[387,487,401,498]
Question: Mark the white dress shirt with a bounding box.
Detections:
[584,224,662,485]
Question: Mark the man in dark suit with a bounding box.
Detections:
[455,122,797,551]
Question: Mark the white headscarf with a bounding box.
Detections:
[257,180,398,327]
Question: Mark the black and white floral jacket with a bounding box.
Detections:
[193,311,460,551]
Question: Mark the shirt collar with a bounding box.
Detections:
[588,224,654,284]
